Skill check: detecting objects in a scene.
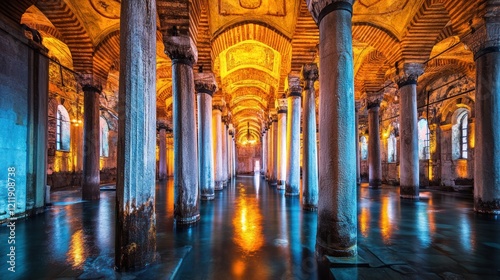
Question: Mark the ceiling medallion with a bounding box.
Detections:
[89,0,121,19]
[239,0,261,9]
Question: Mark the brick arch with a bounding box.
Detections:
[35,0,94,74]
[354,50,389,95]
[93,30,120,82]
[352,22,401,65]
[400,0,451,63]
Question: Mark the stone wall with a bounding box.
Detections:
[0,18,48,222]
[237,144,261,174]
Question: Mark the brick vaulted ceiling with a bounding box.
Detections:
[6,0,485,143]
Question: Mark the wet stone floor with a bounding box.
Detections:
[0,176,499,279]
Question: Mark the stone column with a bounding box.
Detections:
[466,7,500,214]
[80,77,101,201]
[277,98,288,189]
[165,35,199,224]
[221,116,228,186]
[355,101,361,186]
[227,123,233,179]
[266,120,273,180]
[167,132,174,177]
[285,74,302,196]
[261,129,267,176]
[308,0,357,258]
[367,96,382,189]
[157,121,168,181]
[271,111,278,185]
[212,98,224,190]
[232,129,237,176]
[116,0,157,270]
[195,72,217,200]
[395,63,423,199]
[301,63,319,210]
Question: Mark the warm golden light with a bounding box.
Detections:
[67,229,86,268]
[380,196,393,243]
[232,188,264,254]
[359,207,370,238]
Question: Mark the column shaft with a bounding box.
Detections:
[355,104,361,185]
[285,79,302,196]
[197,92,215,200]
[221,123,228,185]
[82,86,100,200]
[277,108,287,189]
[195,73,217,200]
[271,117,278,185]
[368,102,382,188]
[116,0,157,270]
[302,65,319,211]
[227,127,232,179]
[212,107,223,190]
[316,2,357,258]
[474,49,500,214]
[399,83,419,198]
[158,127,167,180]
[166,36,200,224]
[261,131,266,176]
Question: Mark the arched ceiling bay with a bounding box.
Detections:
[10,0,486,144]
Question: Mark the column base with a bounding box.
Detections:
[269,179,277,186]
[201,194,215,200]
[400,185,419,199]
[285,185,299,196]
[277,180,285,190]
[315,242,357,260]
[174,214,200,225]
[474,198,500,214]
[214,181,223,191]
[303,204,318,211]
[369,179,381,189]
[158,174,167,181]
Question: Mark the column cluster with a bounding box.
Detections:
[464,2,500,214]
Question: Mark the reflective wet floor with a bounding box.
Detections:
[1,176,499,279]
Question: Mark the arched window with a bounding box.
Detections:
[388,133,397,163]
[56,105,70,151]
[452,110,469,160]
[418,119,430,160]
[100,116,109,157]
[360,136,368,160]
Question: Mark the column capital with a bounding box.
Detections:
[391,63,424,88]
[464,23,500,60]
[194,72,218,95]
[355,100,363,112]
[157,121,170,132]
[269,109,278,122]
[307,0,354,24]
[463,1,500,59]
[366,94,383,110]
[164,35,198,66]
[77,73,102,93]
[276,98,288,113]
[301,63,319,86]
[286,74,302,97]
[212,96,225,111]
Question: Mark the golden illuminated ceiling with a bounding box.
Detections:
[10,0,486,142]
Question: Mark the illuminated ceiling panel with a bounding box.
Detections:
[220,40,281,80]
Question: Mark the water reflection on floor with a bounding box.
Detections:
[159,175,318,280]
[1,178,500,279]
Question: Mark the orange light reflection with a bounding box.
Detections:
[380,196,393,244]
[67,229,86,268]
[232,189,264,254]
